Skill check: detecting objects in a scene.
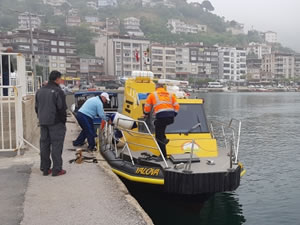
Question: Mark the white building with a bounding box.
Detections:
[49,55,67,74]
[18,13,41,29]
[219,47,247,81]
[167,19,207,34]
[150,44,176,79]
[142,0,175,8]
[247,42,272,59]
[98,0,118,7]
[264,31,277,43]
[87,1,99,10]
[43,0,67,6]
[226,25,244,35]
[95,35,150,76]
[66,9,81,27]
[262,53,295,80]
[175,46,191,80]
[123,17,144,37]
[295,55,300,79]
[85,16,99,23]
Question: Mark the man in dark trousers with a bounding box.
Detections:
[144,83,180,159]
[1,47,14,96]
[35,71,67,176]
[73,92,110,151]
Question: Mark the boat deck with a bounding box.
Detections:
[118,146,238,174]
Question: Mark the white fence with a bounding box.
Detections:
[0,53,29,153]
[0,85,24,153]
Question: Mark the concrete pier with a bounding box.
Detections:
[0,116,153,225]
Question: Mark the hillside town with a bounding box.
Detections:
[0,0,299,89]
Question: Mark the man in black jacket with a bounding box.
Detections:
[35,71,67,176]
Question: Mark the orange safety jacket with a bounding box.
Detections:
[144,88,180,118]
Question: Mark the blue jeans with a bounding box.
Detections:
[73,112,96,150]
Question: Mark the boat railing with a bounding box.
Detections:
[100,117,169,168]
[126,86,140,107]
[210,119,242,164]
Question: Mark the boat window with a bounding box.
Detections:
[166,104,209,134]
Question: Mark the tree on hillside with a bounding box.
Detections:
[201,0,214,12]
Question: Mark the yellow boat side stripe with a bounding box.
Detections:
[240,169,246,177]
[112,168,164,185]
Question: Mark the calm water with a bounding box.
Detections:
[126,92,300,225]
[67,92,300,224]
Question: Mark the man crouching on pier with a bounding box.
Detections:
[35,71,67,176]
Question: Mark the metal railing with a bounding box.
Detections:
[99,115,242,171]
[210,119,242,164]
[0,53,36,153]
[0,85,24,153]
[100,117,169,168]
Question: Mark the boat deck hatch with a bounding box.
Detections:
[170,154,200,164]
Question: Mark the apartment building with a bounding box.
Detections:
[87,1,99,10]
[186,43,219,80]
[175,46,191,80]
[123,17,144,37]
[246,58,262,81]
[150,44,176,79]
[167,19,207,34]
[43,0,67,6]
[66,9,81,27]
[95,35,150,76]
[262,53,295,80]
[142,0,175,8]
[218,47,247,81]
[264,31,277,43]
[98,0,118,7]
[295,54,300,79]
[247,42,272,59]
[79,55,104,81]
[18,13,41,29]
[0,29,77,77]
[226,22,244,35]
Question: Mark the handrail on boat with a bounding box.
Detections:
[210,119,242,164]
[100,117,169,168]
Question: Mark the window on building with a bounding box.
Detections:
[52,63,57,67]
[59,41,65,46]
[51,48,57,53]
[59,56,65,60]
[191,50,197,55]
[59,48,65,53]
[52,56,57,60]
[60,63,65,68]
[191,56,197,61]
[166,50,175,55]
[51,40,57,45]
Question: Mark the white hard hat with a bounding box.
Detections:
[100,92,110,102]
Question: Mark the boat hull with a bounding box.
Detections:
[100,145,241,195]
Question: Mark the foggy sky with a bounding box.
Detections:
[188,0,300,52]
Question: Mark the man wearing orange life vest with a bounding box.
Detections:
[144,83,180,158]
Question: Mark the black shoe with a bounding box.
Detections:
[43,169,52,176]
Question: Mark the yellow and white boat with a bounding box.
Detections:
[99,71,245,195]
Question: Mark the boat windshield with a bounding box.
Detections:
[166,104,209,134]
